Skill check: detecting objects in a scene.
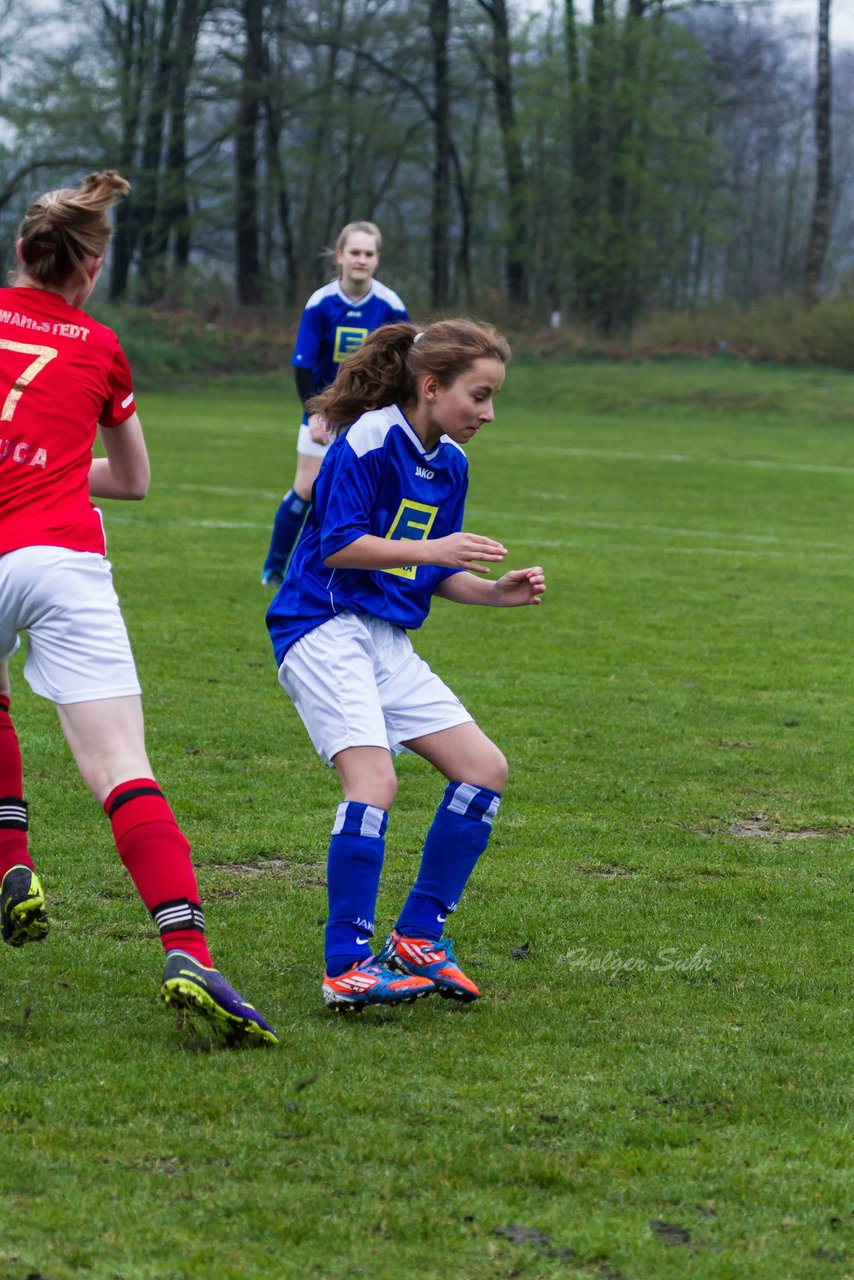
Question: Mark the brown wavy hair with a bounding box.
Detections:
[17,170,131,290]
[309,318,511,435]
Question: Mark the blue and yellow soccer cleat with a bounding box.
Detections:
[376,931,480,1002]
[1,865,49,948]
[322,956,435,1013]
[160,950,278,1046]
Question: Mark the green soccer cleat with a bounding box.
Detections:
[160,950,279,1047]
[1,865,50,947]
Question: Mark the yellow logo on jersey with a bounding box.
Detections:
[382,499,438,580]
[333,326,369,362]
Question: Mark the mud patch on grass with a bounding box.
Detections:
[725,811,851,840]
[695,811,852,840]
[207,857,290,876]
[577,862,639,878]
[203,857,325,891]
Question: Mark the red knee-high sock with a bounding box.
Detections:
[0,695,34,882]
[104,778,213,966]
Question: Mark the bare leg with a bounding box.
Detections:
[331,744,398,809]
[403,721,508,792]
[293,452,323,503]
[55,695,153,806]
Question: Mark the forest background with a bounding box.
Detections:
[0,0,851,368]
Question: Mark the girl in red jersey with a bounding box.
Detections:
[0,171,276,1045]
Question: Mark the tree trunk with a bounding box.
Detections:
[235,0,264,305]
[566,0,610,323]
[429,0,451,308]
[477,0,528,305]
[136,0,179,301]
[107,0,152,300]
[167,0,208,271]
[804,0,832,302]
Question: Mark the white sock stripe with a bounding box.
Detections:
[0,802,27,823]
[154,904,205,930]
[447,782,479,817]
[361,805,386,838]
[446,783,499,824]
[332,801,387,838]
[155,907,193,923]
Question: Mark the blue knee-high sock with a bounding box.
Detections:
[395,782,501,942]
[264,489,310,574]
[325,802,388,975]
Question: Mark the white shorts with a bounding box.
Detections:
[278,612,472,764]
[296,422,330,459]
[0,546,141,704]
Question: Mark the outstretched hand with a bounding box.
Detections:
[431,531,508,573]
[494,565,546,606]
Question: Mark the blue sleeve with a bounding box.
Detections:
[291,304,323,372]
[315,440,382,561]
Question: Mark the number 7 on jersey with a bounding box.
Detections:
[0,339,58,422]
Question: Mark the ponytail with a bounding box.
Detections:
[17,170,131,290]
[309,323,418,432]
[310,318,511,436]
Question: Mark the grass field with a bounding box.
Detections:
[2,358,853,1280]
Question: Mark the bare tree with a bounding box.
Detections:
[476,0,528,305]
[804,0,832,301]
[429,0,452,307]
[235,0,264,305]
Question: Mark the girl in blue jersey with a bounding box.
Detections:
[261,221,409,586]
[266,319,546,1012]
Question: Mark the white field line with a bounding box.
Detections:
[512,445,854,477]
[108,516,268,530]
[165,482,282,501]
[470,507,851,552]
[509,537,854,562]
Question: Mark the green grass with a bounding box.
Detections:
[2,359,853,1280]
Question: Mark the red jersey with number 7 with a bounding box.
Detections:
[0,286,136,556]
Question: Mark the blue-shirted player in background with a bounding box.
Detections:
[266,319,546,1012]
[261,221,409,587]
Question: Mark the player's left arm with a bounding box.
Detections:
[89,412,150,500]
[434,565,546,607]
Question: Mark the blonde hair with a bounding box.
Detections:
[309,318,511,434]
[330,221,382,278]
[17,170,131,290]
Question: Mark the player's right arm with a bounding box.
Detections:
[88,412,150,500]
[324,531,507,574]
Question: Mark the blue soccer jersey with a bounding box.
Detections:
[267,406,468,664]
[291,281,409,421]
